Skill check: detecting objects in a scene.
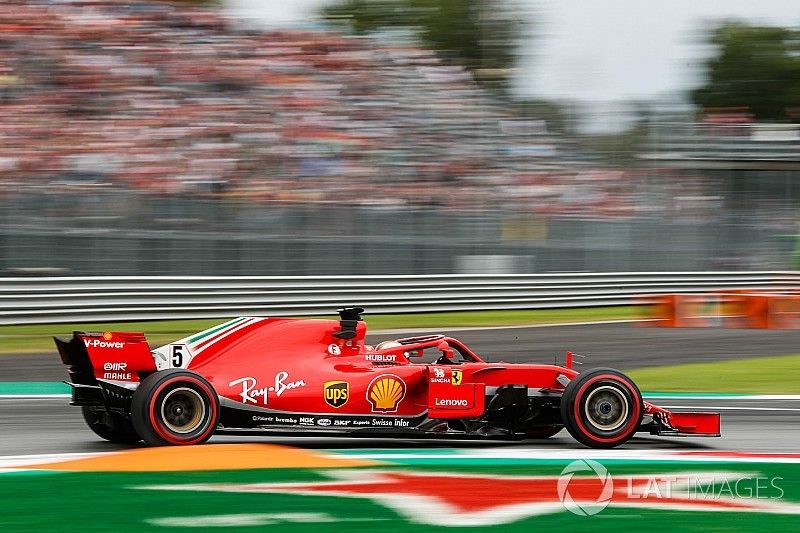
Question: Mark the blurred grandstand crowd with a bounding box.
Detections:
[0,0,695,217]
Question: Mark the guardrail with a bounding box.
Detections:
[1,272,798,325]
[640,122,800,163]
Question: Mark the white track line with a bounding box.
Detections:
[0,451,101,470]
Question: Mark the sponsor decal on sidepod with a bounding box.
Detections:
[324,381,349,408]
[434,398,469,407]
[366,375,406,413]
[429,366,450,383]
[229,372,306,406]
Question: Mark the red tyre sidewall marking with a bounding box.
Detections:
[148,376,218,445]
[571,374,641,444]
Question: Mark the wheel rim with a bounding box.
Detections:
[583,385,629,432]
[160,387,206,434]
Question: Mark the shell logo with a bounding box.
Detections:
[367,374,406,413]
[102,332,113,341]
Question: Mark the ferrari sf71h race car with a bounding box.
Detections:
[55,308,720,448]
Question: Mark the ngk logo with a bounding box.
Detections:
[84,339,125,349]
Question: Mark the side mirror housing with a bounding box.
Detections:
[437,340,454,360]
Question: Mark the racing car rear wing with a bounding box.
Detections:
[55,331,156,386]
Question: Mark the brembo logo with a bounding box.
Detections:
[84,339,125,349]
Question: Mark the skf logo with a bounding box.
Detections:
[451,369,463,385]
[324,381,349,408]
[367,374,406,413]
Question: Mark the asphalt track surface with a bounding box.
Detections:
[1,397,798,455]
[0,322,798,456]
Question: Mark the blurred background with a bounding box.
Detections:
[1,0,799,277]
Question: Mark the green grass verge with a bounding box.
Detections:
[0,306,637,355]
[627,353,800,394]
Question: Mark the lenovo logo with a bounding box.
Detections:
[435,398,469,407]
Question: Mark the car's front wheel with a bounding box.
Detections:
[131,370,219,446]
[560,367,643,448]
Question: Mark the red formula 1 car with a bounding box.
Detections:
[55,308,720,448]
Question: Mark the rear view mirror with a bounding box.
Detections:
[437,340,454,360]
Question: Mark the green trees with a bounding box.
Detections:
[322,0,524,92]
[693,22,800,122]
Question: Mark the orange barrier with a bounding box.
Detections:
[641,291,800,329]
[639,294,723,328]
[768,295,800,328]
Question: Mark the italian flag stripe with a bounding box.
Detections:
[188,318,268,365]
[192,317,264,354]
[186,317,248,345]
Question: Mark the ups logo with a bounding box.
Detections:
[324,381,349,408]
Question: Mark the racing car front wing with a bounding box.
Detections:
[641,402,721,437]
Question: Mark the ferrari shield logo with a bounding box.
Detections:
[324,381,349,408]
[451,369,463,385]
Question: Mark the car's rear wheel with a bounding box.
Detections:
[561,368,643,448]
[131,370,219,446]
[82,406,141,444]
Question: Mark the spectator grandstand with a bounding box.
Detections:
[0,0,660,217]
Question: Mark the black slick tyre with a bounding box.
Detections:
[560,367,643,448]
[130,369,219,446]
